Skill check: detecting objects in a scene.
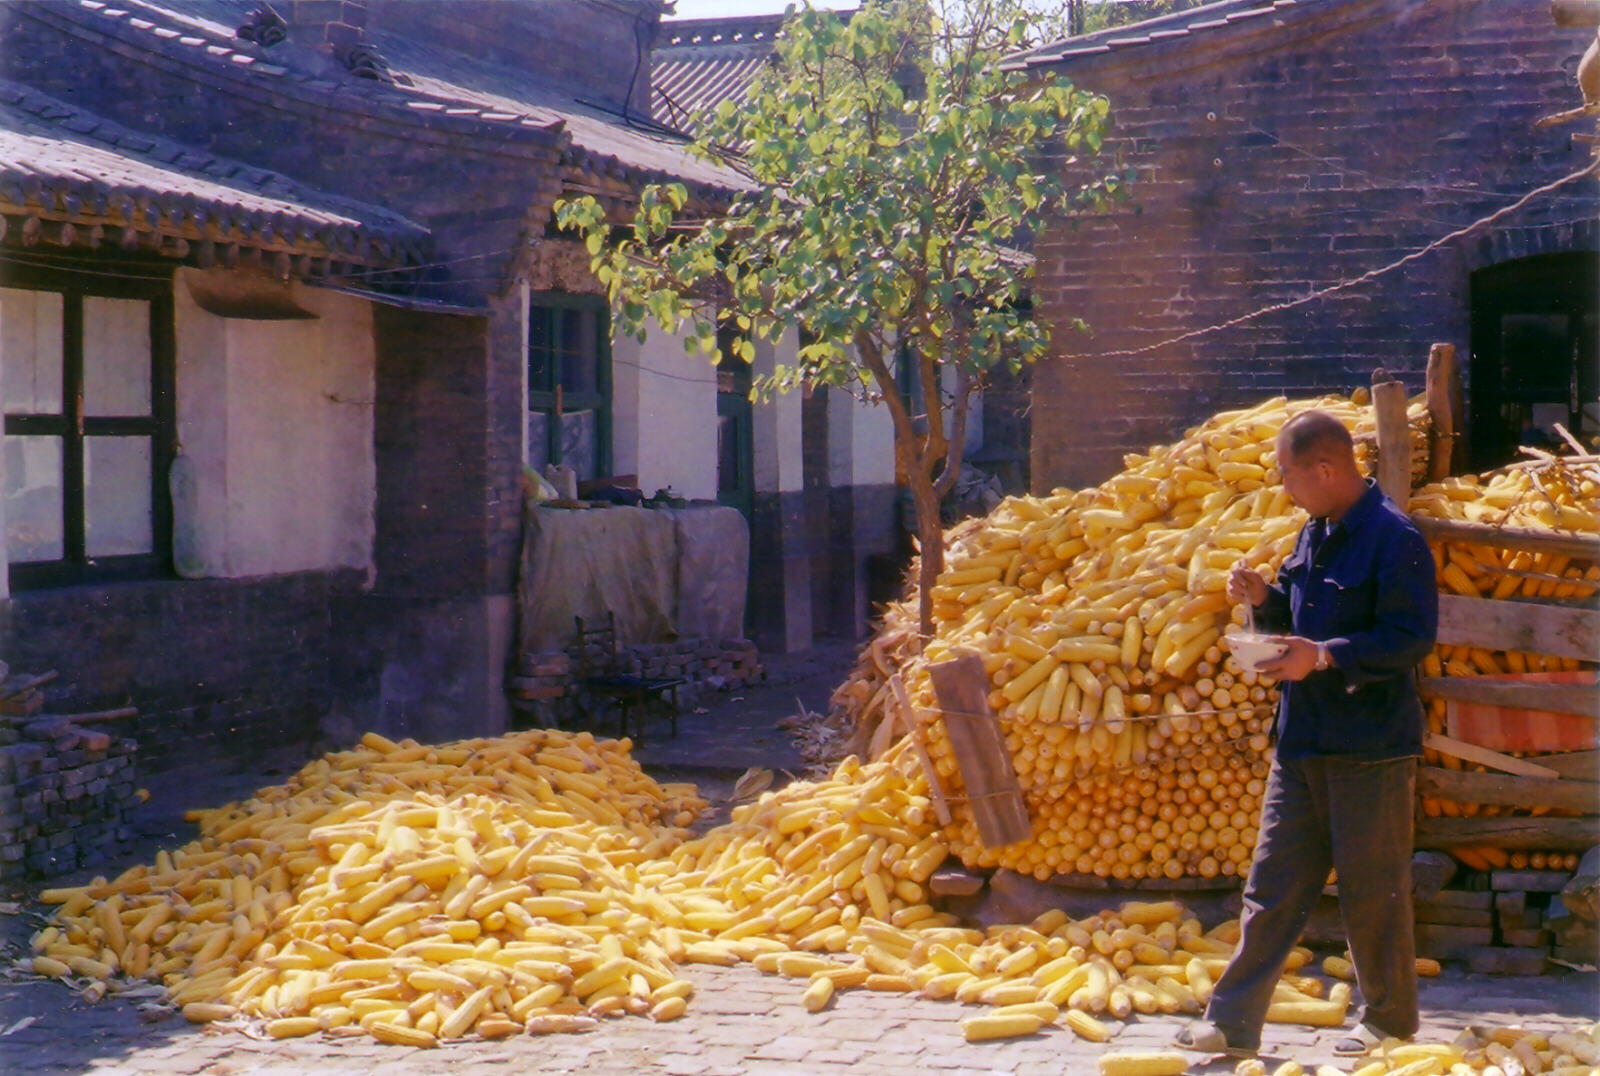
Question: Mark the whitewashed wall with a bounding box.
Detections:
[172,270,375,579]
[611,321,718,501]
[753,328,805,494]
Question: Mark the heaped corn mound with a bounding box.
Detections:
[832,391,1600,887]
[27,727,1362,1046]
[32,721,1544,1052]
[830,391,1431,884]
[30,729,714,1044]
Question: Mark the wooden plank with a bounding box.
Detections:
[929,867,985,897]
[1373,378,1412,509]
[889,673,952,827]
[1495,891,1533,930]
[1416,816,1598,851]
[1538,749,1600,781]
[1414,923,1495,958]
[1411,514,1600,561]
[929,652,1031,850]
[1420,889,1492,910]
[1423,733,1561,778]
[1491,870,1574,893]
[1425,343,1461,482]
[1501,927,1552,947]
[1413,904,1493,927]
[1435,594,1599,662]
[1419,675,1600,720]
[1417,765,1599,814]
[1413,850,1457,901]
[1446,697,1596,754]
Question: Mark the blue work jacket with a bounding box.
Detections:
[1254,480,1439,760]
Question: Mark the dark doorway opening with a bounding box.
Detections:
[715,325,753,521]
[1468,251,1599,470]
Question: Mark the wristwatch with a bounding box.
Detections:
[1314,642,1332,671]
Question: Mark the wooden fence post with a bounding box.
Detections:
[1373,377,1412,509]
[1425,343,1462,481]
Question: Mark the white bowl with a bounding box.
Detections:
[1224,631,1288,672]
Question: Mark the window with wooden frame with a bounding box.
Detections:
[1,264,175,589]
[527,292,611,482]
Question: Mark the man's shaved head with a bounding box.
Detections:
[1277,410,1356,470]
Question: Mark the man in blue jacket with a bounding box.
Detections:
[1177,409,1439,1059]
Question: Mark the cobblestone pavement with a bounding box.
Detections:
[1,959,1596,1075]
[3,640,1596,1074]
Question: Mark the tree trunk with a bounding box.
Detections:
[910,471,944,639]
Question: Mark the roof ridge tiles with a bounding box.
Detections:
[16,0,570,151]
[0,77,429,260]
[1000,0,1371,71]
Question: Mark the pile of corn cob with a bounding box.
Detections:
[26,726,1366,1046]
[829,393,1596,883]
[830,392,1433,883]
[29,729,713,1044]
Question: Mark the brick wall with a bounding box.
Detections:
[0,571,361,776]
[1028,0,1600,491]
[371,306,493,598]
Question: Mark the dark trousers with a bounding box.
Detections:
[1205,755,1419,1044]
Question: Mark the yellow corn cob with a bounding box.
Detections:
[1097,1051,1190,1076]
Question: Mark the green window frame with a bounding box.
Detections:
[527,292,611,481]
[1,262,175,590]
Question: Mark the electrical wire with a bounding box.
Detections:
[1058,158,1600,362]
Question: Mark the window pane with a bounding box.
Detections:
[527,412,550,472]
[4,435,64,562]
[529,309,554,393]
[558,309,599,396]
[83,296,152,417]
[85,436,153,557]
[560,409,598,480]
[0,288,64,414]
[717,414,741,494]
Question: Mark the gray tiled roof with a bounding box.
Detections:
[369,32,750,198]
[1000,0,1304,71]
[0,79,428,263]
[27,0,747,198]
[652,15,785,138]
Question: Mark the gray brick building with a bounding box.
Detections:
[0,0,900,789]
[1005,0,1599,491]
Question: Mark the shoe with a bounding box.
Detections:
[1173,1020,1259,1058]
[1333,1022,1387,1057]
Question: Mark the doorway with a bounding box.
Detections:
[1468,251,1599,469]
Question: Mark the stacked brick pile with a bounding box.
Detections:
[626,637,763,692]
[507,637,763,718]
[0,668,140,883]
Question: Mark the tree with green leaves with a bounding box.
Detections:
[556,0,1126,639]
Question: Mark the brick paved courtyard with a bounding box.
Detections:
[1,956,1595,1075]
